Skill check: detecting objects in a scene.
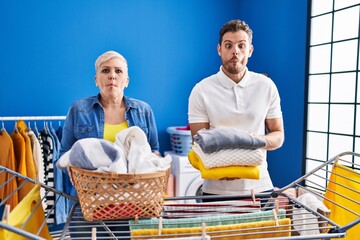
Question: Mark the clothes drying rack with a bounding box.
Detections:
[1,151,359,239]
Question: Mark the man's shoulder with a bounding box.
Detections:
[248,71,276,85]
[196,73,219,87]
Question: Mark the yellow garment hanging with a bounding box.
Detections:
[0,185,52,239]
[188,150,260,180]
[324,163,360,240]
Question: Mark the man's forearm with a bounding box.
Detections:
[262,131,284,150]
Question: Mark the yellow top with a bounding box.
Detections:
[104,122,129,142]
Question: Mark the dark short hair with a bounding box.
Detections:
[219,20,253,45]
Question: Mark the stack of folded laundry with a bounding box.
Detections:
[188,127,266,180]
[56,126,172,174]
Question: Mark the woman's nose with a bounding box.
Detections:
[109,72,116,80]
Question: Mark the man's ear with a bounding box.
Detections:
[249,45,254,57]
[217,44,221,56]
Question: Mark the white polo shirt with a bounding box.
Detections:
[188,67,282,195]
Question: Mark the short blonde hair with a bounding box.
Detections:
[95,50,128,73]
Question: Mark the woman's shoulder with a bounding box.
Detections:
[124,96,152,110]
[70,95,98,109]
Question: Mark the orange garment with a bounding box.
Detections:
[17,121,37,201]
[17,120,37,181]
[10,129,34,201]
[324,163,360,240]
[0,131,18,210]
[0,185,52,240]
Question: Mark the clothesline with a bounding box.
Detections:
[0,116,66,121]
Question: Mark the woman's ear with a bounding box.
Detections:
[126,77,130,88]
[94,76,98,87]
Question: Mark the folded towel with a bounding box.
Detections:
[161,200,261,218]
[188,150,260,180]
[129,209,286,230]
[115,126,172,173]
[131,218,291,239]
[56,138,127,173]
[194,127,266,154]
[192,143,264,169]
[292,192,330,236]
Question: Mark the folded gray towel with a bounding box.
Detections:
[194,127,266,154]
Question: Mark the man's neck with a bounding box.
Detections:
[221,66,246,84]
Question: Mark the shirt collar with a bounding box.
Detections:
[123,96,137,110]
[217,66,250,88]
[92,94,102,107]
[93,94,136,110]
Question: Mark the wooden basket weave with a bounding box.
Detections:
[68,165,171,221]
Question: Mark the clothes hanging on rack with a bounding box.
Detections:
[0,116,66,226]
[0,130,18,210]
[17,121,37,200]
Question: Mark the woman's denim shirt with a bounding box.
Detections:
[59,94,159,157]
[55,94,160,216]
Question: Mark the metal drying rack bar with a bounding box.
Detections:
[0,152,359,239]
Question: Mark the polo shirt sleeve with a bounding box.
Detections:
[188,84,209,123]
[266,81,283,119]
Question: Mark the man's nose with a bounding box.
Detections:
[233,47,239,55]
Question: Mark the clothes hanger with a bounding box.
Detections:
[34,122,39,136]
[14,122,19,133]
[0,121,6,133]
[27,121,32,132]
[43,121,48,134]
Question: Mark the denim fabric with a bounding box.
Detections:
[55,94,160,221]
[59,94,159,157]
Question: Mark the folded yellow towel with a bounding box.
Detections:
[131,218,291,239]
[188,150,260,180]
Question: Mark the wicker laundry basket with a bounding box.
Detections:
[68,165,171,221]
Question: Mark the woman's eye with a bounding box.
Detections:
[101,69,109,73]
[115,69,123,74]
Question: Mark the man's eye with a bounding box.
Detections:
[225,44,232,48]
[101,69,109,73]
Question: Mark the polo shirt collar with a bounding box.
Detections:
[217,66,250,88]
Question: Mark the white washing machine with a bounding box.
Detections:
[166,152,203,203]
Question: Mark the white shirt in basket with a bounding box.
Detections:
[188,67,282,195]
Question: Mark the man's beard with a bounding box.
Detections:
[223,58,242,74]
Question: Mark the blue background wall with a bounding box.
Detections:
[0,0,308,188]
